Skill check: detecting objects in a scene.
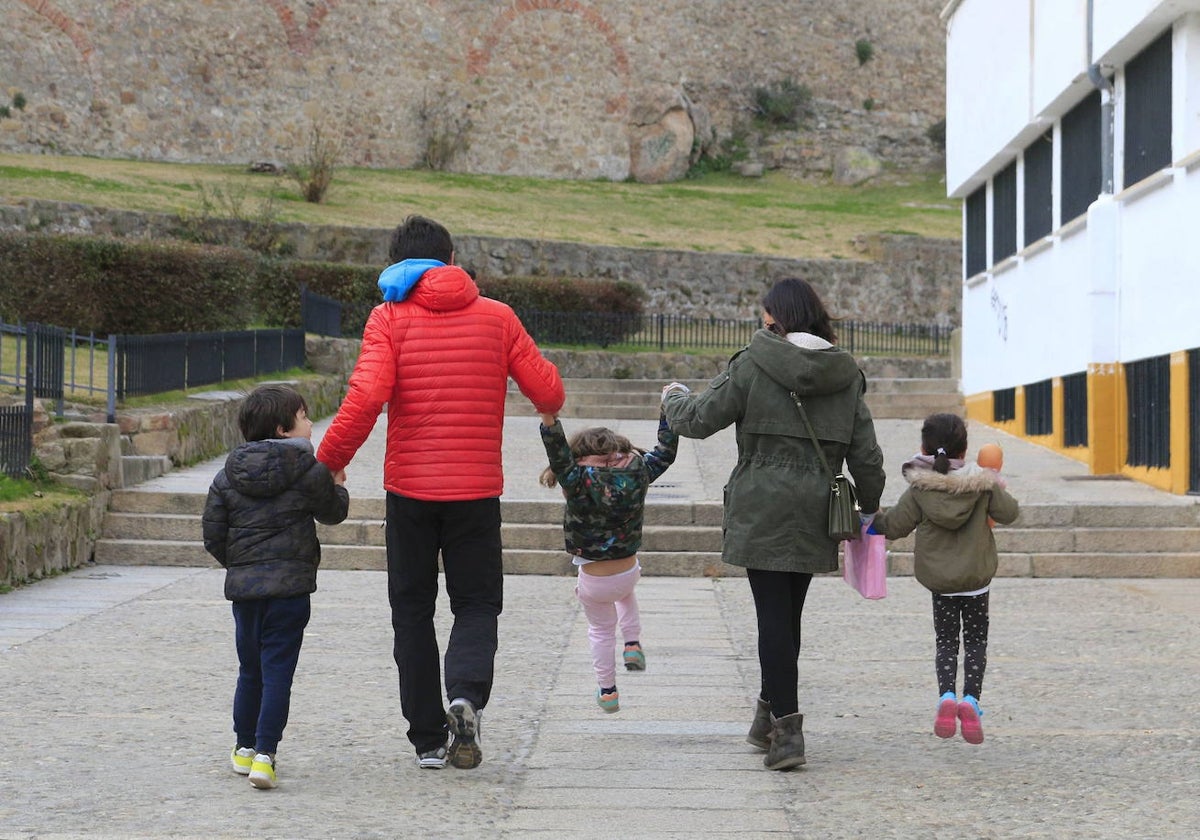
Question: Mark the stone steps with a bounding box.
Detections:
[523,377,964,420]
[94,490,1200,578]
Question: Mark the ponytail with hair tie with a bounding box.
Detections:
[933,446,951,475]
[920,412,968,476]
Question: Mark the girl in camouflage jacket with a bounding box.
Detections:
[539,411,678,713]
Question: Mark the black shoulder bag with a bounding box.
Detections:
[790,391,860,541]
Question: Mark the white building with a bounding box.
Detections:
[943,0,1200,494]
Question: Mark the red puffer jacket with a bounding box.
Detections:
[316,265,565,501]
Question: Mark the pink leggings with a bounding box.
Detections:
[575,563,642,688]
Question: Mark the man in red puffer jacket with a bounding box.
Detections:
[316,215,564,771]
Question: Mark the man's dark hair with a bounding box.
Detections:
[239,384,308,442]
[388,214,454,264]
[762,277,838,343]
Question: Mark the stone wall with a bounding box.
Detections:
[0,493,110,589]
[1,367,347,589]
[0,1,946,181]
[103,370,347,469]
[0,199,962,324]
[542,348,951,380]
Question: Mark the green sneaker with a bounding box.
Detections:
[623,643,646,671]
[597,687,620,713]
[248,753,277,789]
[230,746,255,776]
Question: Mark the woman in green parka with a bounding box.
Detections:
[662,277,885,771]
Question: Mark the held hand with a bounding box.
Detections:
[661,381,690,402]
[860,510,878,535]
[332,469,347,486]
[540,413,558,427]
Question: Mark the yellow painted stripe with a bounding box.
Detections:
[1170,351,1190,494]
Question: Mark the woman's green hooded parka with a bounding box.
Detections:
[664,329,886,573]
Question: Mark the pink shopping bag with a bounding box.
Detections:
[842,523,887,600]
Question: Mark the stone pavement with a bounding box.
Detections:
[2,408,1199,838]
[1,568,1197,838]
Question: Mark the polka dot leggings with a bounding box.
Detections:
[932,591,989,699]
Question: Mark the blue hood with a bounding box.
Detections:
[378,259,446,302]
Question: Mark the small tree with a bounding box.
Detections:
[288,123,343,204]
[416,91,473,171]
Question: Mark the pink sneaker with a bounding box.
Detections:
[957,696,984,744]
[934,693,957,739]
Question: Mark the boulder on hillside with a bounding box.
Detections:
[628,84,695,184]
[833,145,883,185]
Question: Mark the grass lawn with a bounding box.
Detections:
[0,152,960,261]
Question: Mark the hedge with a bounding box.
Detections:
[0,232,645,336]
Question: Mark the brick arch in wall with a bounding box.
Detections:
[464,0,630,114]
[259,0,342,55]
[14,0,98,89]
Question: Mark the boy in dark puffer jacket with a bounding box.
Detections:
[202,384,349,789]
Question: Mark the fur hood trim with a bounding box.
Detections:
[901,460,1000,493]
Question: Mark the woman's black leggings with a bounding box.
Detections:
[932,591,989,699]
[746,569,813,718]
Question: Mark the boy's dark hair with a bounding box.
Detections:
[762,277,838,343]
[921,412,968,474]
[239,384,308,442]
[388,214,454,265]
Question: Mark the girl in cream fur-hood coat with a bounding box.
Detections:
[873,458,1019,594]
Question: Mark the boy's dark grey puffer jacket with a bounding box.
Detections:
[202,438,349,601]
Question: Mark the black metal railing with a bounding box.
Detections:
[301,285,344,338]
[515,311,951,355]
[993,387,1016,422]
[27,322,65,411]
[1125,354,1170,469]
[1189,349,1200,493]
[0,400,33,479]
[1024,378,1052,436]
[1062,371,1088,448]
[0,320,68,471]
[300,285,375,339]
[115,329,306,399]
[2,319,116,418]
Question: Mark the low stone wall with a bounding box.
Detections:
[3,363,347,590]
[110,373,347,469]
[0,200,962,325]
[0,493,110,590]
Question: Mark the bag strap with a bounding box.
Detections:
[789,391,838,482]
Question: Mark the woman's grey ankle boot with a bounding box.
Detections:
[746,697,772,750]
[764,712,806,770]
